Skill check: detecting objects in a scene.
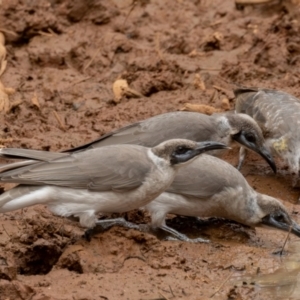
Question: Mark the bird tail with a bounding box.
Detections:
[0,186,45,213]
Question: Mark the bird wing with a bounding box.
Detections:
[235,87,300,139]
[167,154,246,198]
[0,148,69,161]
[67,111,218,152]
[0,145,153,192]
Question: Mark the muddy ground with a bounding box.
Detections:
[1,0,300,299]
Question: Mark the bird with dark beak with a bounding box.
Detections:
[235,87,300,186]
[0,139,228,233]
[143,154,300,242]
[0,111,276,174]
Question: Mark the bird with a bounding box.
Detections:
[143,154,300,243]
[0,139,228,233]
[0,111,276,173]
[234,87,300,186]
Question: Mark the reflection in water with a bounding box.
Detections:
[232,241,300,299]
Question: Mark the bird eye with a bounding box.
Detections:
[274,214,286,223]
[245,133,256,143]
[175,146,189,155]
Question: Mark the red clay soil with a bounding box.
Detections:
[1,0,300,299]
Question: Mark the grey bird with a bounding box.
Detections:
[0,139,228,232]
[144,154,300,242]
[235,87,300,185]
[0,111,276,173]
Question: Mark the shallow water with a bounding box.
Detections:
[233,240,300,299]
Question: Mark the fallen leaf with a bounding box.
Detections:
[0,81,10,113]
[31,92,40,109]
[193,74,206,91]
[180,103,221,115]
[112,79,144,103]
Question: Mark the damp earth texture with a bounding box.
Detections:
[1,0,300,299]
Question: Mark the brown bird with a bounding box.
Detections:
[0,139,228,232]
[0,111,276,173]
[235,87,300,186]
[144,154,300,242]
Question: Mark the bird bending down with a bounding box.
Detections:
[235,87,300,185]
[144,154,300,242]
[0,139,228,236]
[0,111,276,173]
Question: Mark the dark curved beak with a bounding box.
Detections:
[233,134,277,173]
[262,214,300,238]
[195,141,229,154]
[172,141,229,165]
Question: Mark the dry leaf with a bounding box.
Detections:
[31,92,40,109]
[180,103,221,115]
[193,74,206,91]
[0,32,5,46]
[112,79,144,103]
[221,98,230,111]
[0,81,11,113]
[113,79,129,103]
[0,32,7,77]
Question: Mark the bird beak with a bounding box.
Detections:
[262,213,300,238]
[256,146,277,173]
[233,134,277,173]
[195,141,229,154]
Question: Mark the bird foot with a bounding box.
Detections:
[165,235,209,243]
[83,217,143,241]
[159,224,209,243]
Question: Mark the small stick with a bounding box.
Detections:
[235,0,272,4]
[2,224,10,238]
[210,271,232,298]
[123,0,138,27]
[53,110,66,131]
[169,285,175,298]
[212,85,232,94]
[0,28,18,37]
[64,76,92,90]
[155,33,164,61]
[280,225,292,256]
[83,47,102,72]
[158,292,169,300]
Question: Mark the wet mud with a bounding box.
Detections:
[1,0,300,299]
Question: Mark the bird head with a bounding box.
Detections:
[255,194,300,237]
[152,139,229,167]
[227,113,276,173]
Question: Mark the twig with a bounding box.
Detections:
[83,47,102,72]
[0,28,18,37]
[169,285,175,298]
[280,225,292,256]
[235,0,272,4]
[123,0,138,27]
[212,85,232,95]
[63,76,92,90]
[210,271,232,298]
[2,224,11,238]
[158,292,169,300]
[53,110,66,131]
[155,33,164,61]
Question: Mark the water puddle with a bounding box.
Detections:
[231,240,300,299]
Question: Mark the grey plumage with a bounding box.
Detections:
[235,87,300,183]
[0,111,276,173]
[0,139,228,229]
[144,154,300,242]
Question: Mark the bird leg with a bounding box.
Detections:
[159,224,209,243]
[237,146,247,170]
[83,217,147,241]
